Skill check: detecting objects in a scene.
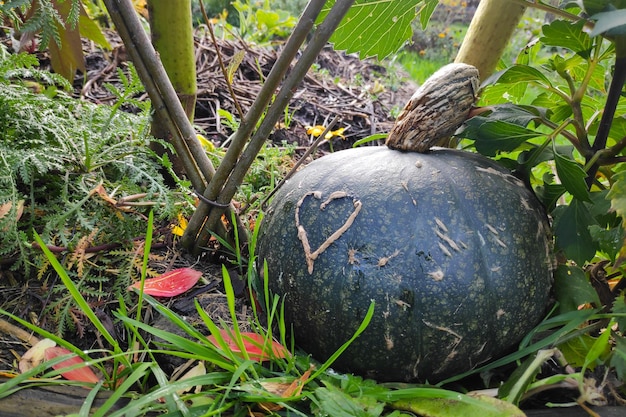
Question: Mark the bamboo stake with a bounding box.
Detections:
[454,0,527,81]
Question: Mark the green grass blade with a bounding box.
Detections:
[79,381,105,417]
[309,300,375,381]
[33,232,121,354]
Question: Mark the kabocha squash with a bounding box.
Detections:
[257,146,553,382]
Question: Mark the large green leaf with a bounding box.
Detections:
[318,0,422,59]
[462,118,543,156]
[540,19,593,58]
[560,334,602,368]
[553,147,591,202]
[484,64,553,89]
[610,332,626,381]
[553,199,599,265]
[608,170,626,228]
[392,394,524,417]
[553,264,601,313]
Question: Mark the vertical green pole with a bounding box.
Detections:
[455,0,526,81]
[148,0,198,177]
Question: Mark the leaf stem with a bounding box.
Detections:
[585,55,626,187]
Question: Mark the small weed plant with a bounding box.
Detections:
[0,45,191,333]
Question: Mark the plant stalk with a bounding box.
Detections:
[586,54,626,187]
[454,0,527,81]
[181,0,331,251]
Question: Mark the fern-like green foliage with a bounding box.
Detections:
[0,46,188,314]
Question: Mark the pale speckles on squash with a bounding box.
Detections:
[385,332,394,350]
[428,268,445,281]
[377,249,401,267]
[347,248,360,265]
[486,223,499,235]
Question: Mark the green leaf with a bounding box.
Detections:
[560,334,600,368]
[553,147,591,202]
[610,334,626,381]
[418,0,439,30]
[474,103,544,126]
[540,20,593,58]
[613,295,626,334]
[553,199,599,265]
[582,319,613,372]
[484,65,553,89]
[608,170,626,228]
[535,183,567,211]
[462,118,543,157]
[318,0,420,59]
[589,224,624,261]
[77,4,111,50]
[553,265,601,313]
[315,384,385,417]
[392,394,524,417]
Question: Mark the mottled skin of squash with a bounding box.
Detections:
[257,146,553,383]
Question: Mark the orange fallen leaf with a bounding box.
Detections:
[44,347,99,384]
[259,365,313,412]
[208,329,290,362]
[128,267,202,297]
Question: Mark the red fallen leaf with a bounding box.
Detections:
[208,329,290,362]
[127,267,202,297]
[44,347,99,384]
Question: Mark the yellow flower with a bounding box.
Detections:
[171,213,188,237]
[196,134,215,152]
[306,125,348,140]
[438,32,446,38]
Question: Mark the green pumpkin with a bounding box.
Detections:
[257,146,553,382]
